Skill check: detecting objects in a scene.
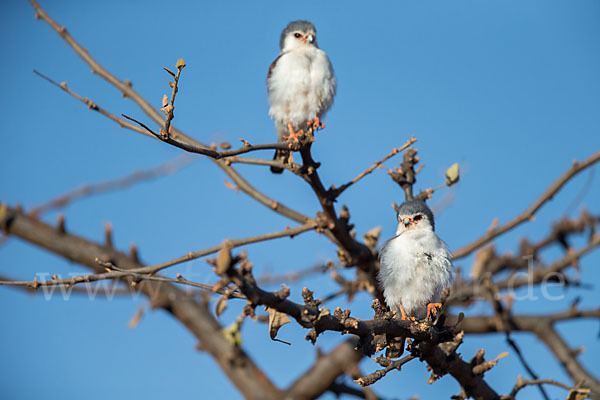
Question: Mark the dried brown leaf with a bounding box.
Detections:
[128,304,145,329]
[176,58,186,70]
[268,307,291,345]
[215,296,228,317]
[223,179,236,190]
[566,388,590,400]
[445,162,460,186]
[216,241,233,275]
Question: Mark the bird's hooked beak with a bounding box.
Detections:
[402,217,412,228]
[303,34,314,44]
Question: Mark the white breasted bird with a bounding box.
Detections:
[267,20,337,173]
[378,200,455,320]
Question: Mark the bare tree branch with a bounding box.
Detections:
[453,150,600,260]
[127,220,318,275]
[123,113,297,159]
[21,3,600,399]
[502,376,596,400]
[0,262,244,299]
[450,233,600,303]
[28,154,193,217]
[0,203,282,399]
[331,137,417,198]
[29,0,316,232]
[355,354,417,386]
[456,308,600,394]
[216,250,502,398]
[32,69,152,137]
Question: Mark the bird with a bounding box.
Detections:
[378,200,455,321]
[267,20,337,173]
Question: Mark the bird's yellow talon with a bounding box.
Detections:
[283,122,303,142]
[398,304,415,321]
[307,116,325,130]
[426,302,442,316]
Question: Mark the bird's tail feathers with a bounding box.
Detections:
[270,149,289,174]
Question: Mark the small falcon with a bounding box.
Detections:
[378,200,455,320]
[267,20,337,173]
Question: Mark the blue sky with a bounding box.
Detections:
[1,1,599,399]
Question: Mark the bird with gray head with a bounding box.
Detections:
[378,200,454,321]
[267,20,337,173]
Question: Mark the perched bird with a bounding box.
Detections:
[267,20,337,173]
[378,200,455,320]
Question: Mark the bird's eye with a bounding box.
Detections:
[414,215,423,221]
[294,33,302,38]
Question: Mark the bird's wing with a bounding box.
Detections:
[267,54,282,82]
[430,238,455,290]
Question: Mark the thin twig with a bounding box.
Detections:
[505,335,550,400]
[28,154,193,216]
[33,69,152,137]
[354,355,417,386]
[332,137,417,198]
[160,60,185,139]
[482,281,551,400]
[414,181,452,202]
[0,265,245,298]
[503,376,593,400]
[326,382,367,399]
[0,275,146,297]
[126,220,318,275]
[122,114,295,159]
[224,156,295,171]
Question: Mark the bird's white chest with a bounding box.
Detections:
[267,47,336,126]
[378,230,454,317]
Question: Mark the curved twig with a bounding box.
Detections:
[332,137,417,198]
[127,220,318,275]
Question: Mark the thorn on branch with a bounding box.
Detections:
[57,214,66,233]
[370,299,391,320]
[104,222,113,248]
[274,285,290,301]
[302,287,321,308]
[470,349,508,376]
[339,205,354,233]
[130,243,139,263]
